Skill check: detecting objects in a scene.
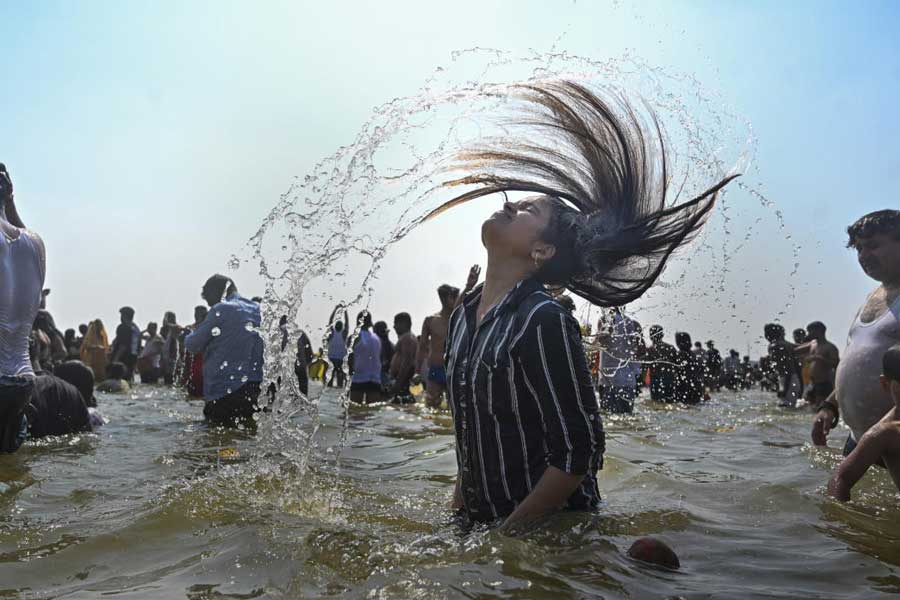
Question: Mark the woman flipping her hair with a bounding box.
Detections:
[430,82,738,528]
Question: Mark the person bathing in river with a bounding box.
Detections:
[424,81,737,528]
[349,311,383,404]
[184,275,264,427]
[0,163,46,453]
[828,344,900,501]
[389,312,418,404]
[326,306,349,388]
[597,307,643,413]
[813,210,900,454]
[764,323,803,407]
[674,332,705,404]
[416,267,482,408]
[794,321,839,408]
[645,325,678,402]
[417,284,459,408]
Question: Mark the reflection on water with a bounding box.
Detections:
[1,384,899,598]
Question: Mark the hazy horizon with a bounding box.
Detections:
[3,0,897,357]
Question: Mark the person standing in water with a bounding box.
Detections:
[349,311,383,404]
[110,306,141,382]
[326,306,349,388]
[674,332,704,404]
[389,312,418,403]
[598,307,644,413]
[79,319,109,382]
[827,343,900,501]
[184,275,264,427]
[137,322,165,384]
[813,210,900,453]
[765,323,802,407]
[704,341,723,393]
[645,325,678,402]
[426,82,737,528]
[417,284,460,408]
[180,305,208,398]
[0,163,46,452]
[794,321,839,408]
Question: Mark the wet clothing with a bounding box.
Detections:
[79,322,109,383]
[0,376,33,452]
[0,228,44,379]
[184,293,264,404]
[138,334,165,384]
[835,293,900,441]
[446,277,604,522]
[112,322,142,379]
[203,382,261,427]
[674,350,704,404]
[327,331,348,361]
[599,386,637,413]
[25,373,92,438]
[0,227,44,453]
[427,365,447,386]
[53,360,97,408]
[350,329,382,385]
[646,341,679,402]
[599,313,643,389]
[350,380,382,394]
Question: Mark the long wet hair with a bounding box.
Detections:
[426,81,738,307]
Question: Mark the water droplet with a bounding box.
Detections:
[241,375,248,383]
[211,327,221,337]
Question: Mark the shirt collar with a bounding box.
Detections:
[463,276,546,323]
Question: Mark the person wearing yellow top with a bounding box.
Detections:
[79,319,109,382]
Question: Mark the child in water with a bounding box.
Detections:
[827,343,900,501]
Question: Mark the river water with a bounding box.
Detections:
[2,383,899,599]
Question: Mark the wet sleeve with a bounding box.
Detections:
[519,307,604,475]
[184,314,214,354]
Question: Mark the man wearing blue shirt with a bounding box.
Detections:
[184,274,264,427]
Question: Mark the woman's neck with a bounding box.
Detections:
[478,254,534,318]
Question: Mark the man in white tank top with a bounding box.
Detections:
[0,164,46,452]
[813,210,900,452]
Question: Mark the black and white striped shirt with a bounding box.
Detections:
[446,277,605,522]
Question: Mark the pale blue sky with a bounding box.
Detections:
[2,0,897,354]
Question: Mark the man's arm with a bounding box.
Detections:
[793,341,814,356]
[500,467,587,532]
[812,390,840,445]
[184,314,215,354]
[507,308,603,531]
[415,317,431,373]
[827,426,889,501]
[454,264,481,309]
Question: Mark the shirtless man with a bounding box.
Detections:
[765,323,802,407]
[813,210,900,454]
[828,343,900,500]
[794,321,839,407]
[417,266,480,408]
[389,312,418,404]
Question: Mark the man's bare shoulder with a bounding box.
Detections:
[397,334,417,351]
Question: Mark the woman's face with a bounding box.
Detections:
[482,195,554,260]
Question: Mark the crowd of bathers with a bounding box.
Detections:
[588,307,841,414]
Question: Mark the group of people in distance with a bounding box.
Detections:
[2,81,899,563]
[591,312,839,415]
[318,267,482,407]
